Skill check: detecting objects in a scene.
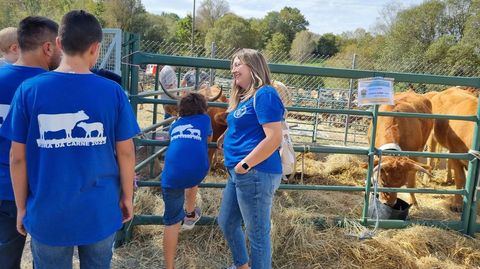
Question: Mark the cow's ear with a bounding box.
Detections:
[214,112,228,126]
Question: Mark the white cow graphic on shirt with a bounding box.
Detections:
[77,122,104,138]
[36,110,106,148]
[0,104,10,127]
[38,110,89,140]
[171,124,193,136]
[170,124,201,141]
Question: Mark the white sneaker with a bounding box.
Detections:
[181,207,201,230]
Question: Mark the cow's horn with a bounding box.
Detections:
[372,162,391,173]
[412,163,434,178]
[161,85,181,100]
[207,85,223,102]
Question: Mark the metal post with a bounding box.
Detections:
[130,34,140,117]
[343,54,357,146]
[210,42,216,85]
[191,0,196,55]
[149,66,161,178]
[465,95,480,235]
[312,86,321,143]
[362,105,379,224]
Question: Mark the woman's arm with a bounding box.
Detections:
[234,121,282,174]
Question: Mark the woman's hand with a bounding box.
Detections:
[234,162,249,174]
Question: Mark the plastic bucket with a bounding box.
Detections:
[368,195,411,220]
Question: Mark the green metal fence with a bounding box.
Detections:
[116,33,480,246]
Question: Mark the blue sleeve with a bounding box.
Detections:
[255,86,284,124]
[0,86,29,144]
[115,87,140,141]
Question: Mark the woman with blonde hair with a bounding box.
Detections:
[217,49,284,269]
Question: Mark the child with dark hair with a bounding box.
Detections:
[1,10,139,269]
[161,92,212,269]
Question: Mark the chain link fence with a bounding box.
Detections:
[136,40,480,147]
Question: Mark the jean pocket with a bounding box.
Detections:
[234,169,259,193]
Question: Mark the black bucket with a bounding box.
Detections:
[368,195,411,220]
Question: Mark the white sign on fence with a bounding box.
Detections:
[357,77,394,106]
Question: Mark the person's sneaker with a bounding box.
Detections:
[182,207,201,230]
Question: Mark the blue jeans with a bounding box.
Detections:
[0,200,26,269]
[162,188,186,226]
[218,169,281,269]
[31,233,115,269]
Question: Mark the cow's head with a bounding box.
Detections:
[366,157,432,206]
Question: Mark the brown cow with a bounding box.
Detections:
[430,87,478,211]
[367,91,433,206]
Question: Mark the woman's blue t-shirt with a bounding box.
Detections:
[161,114,212,188]
[0,71,140,246]
[223,85,284,173]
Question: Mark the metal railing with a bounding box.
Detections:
[115,34,480,246]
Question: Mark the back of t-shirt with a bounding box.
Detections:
[0,71,140,246]
[0,64,46,201]
[161,113,212,188]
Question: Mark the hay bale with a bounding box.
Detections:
[112,171,480,269]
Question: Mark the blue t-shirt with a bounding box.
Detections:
[224,85,284,173]
[161,114,212,188]
[0,65,47,201]
[0,71,140,246]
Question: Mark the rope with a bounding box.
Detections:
[468,149,480,160]
[468,149,480,202]
[121,50,143,68]
[358,149,382,239]
[345,148,382,240]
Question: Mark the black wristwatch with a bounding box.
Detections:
[241,162,250,171]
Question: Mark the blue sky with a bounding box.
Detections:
[143,0,425,35]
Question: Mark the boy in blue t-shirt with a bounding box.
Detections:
[0,10,140,269]
[161,92,212,269]
[0,16,61,269]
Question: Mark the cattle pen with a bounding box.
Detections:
[118,33,480,253]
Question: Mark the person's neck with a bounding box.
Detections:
[55,56,92,74]
[14,51,48,70]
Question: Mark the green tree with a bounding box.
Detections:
[103,0,147,32]
[175,14,202,45]
[279,7,309,42]
[316,33,339,57]
[257,11,283,46]
[425,35,456,63]
[197,0,229,32]
[265,32,290,60]
[289,30,316,62]
[380,0,446,63]
[256,7,309,47]
[204,13,257,50]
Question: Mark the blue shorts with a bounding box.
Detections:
[162,188,185,226]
